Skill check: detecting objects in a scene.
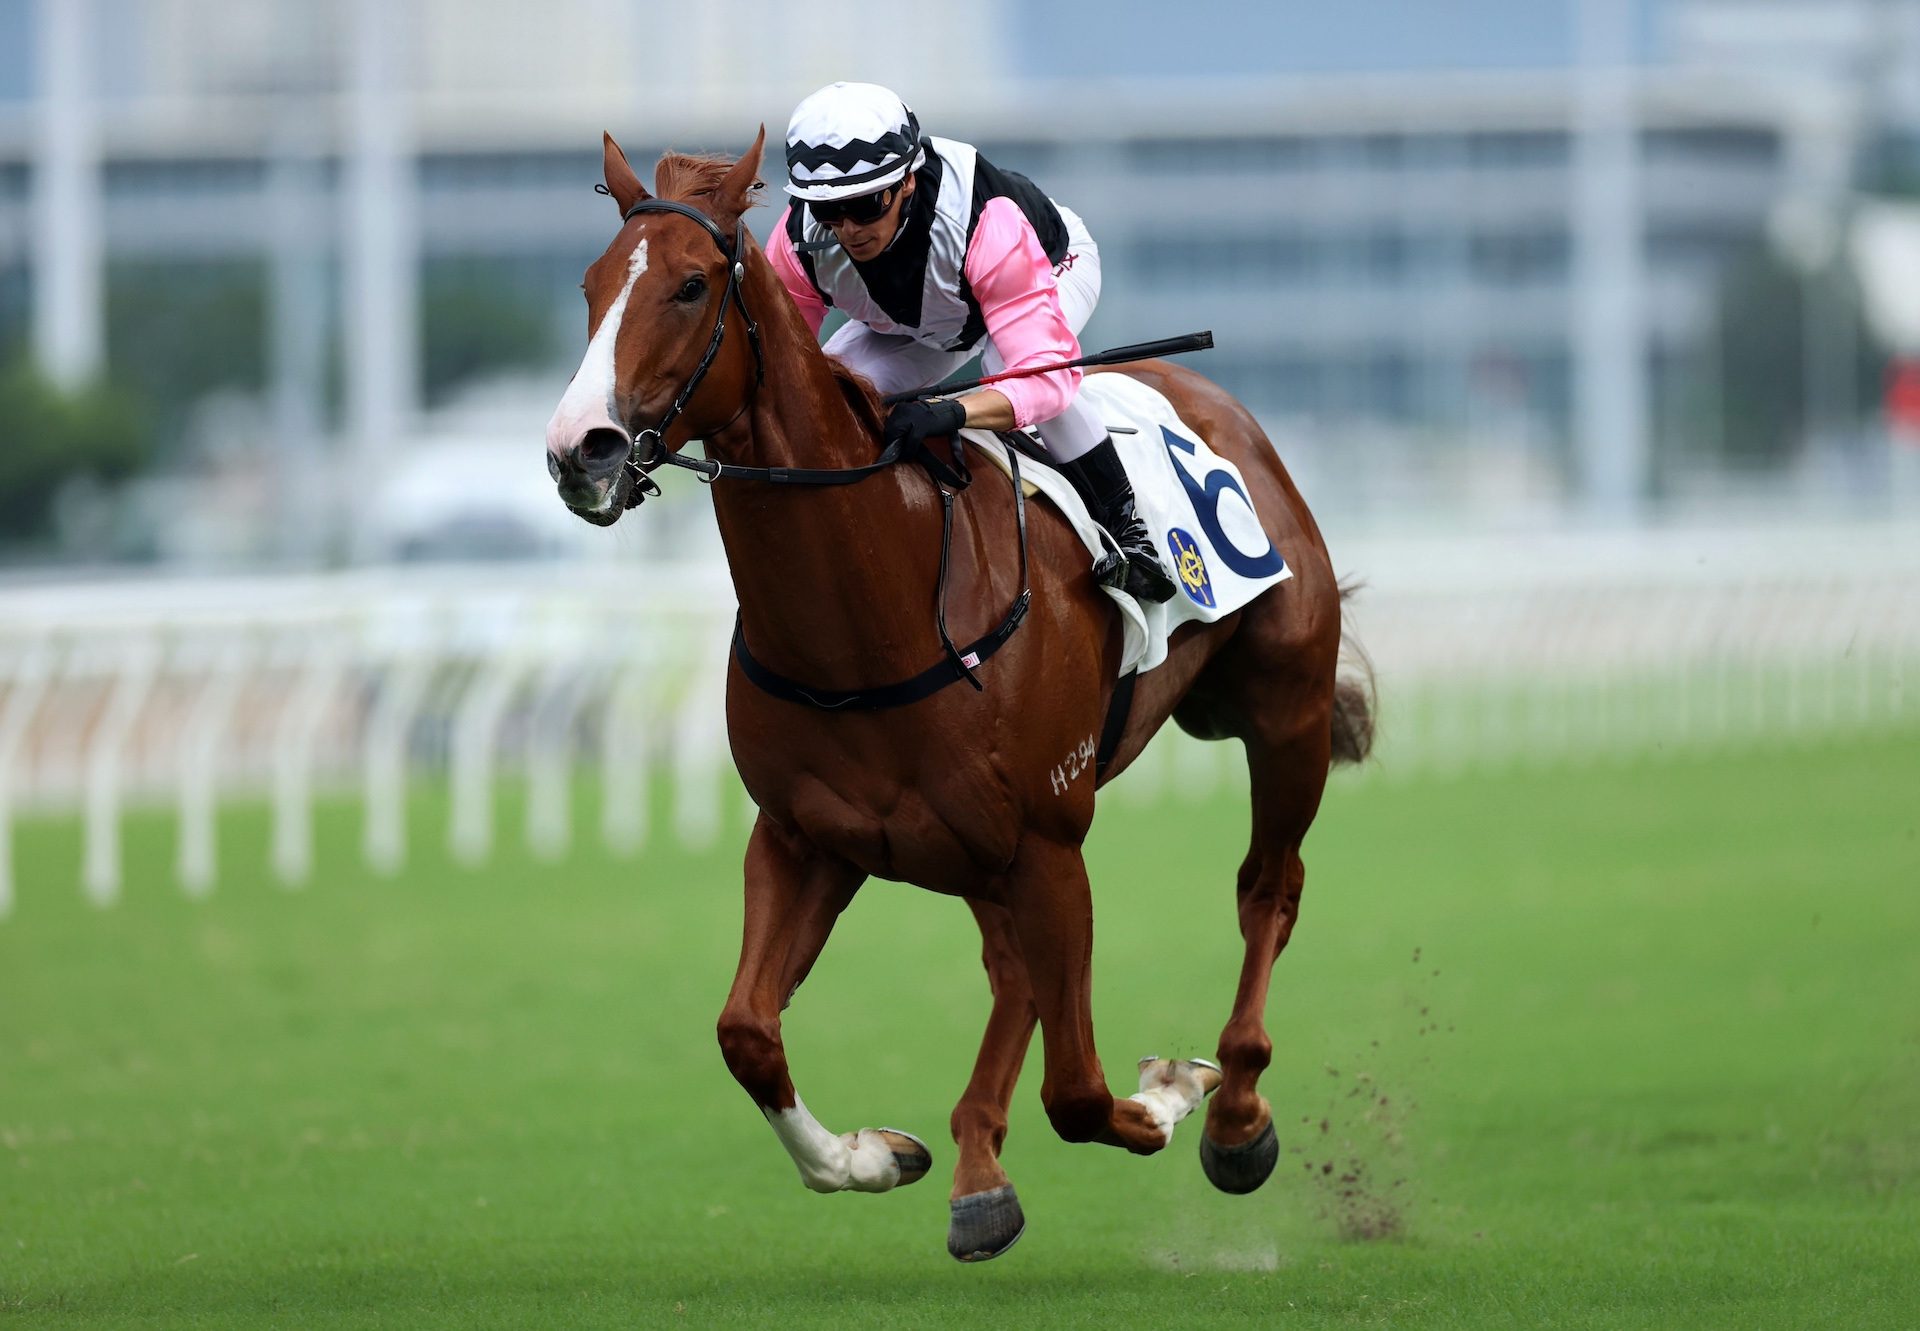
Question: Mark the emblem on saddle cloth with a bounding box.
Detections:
[963,374,1292,675]
[1166,528,1214,607]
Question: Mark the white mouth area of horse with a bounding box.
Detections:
[564,464,632,525]
[555,454,625,516]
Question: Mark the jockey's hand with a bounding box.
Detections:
[883,397,969,454]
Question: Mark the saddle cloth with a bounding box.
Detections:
[960,372,1292,675]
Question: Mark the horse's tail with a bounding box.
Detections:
[1331,578,1377,767]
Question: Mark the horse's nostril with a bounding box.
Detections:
[576,428,631,477]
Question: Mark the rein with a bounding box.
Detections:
[612,199,1032,709]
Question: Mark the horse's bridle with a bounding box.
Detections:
[616,198,766,504]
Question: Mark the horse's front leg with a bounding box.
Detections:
[946,899,1038,1262]
[1003,836,1219,1155]
[715,814,931,1195]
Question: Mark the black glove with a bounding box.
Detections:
[883,396,969,454]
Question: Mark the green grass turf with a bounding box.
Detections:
[2,733,1917,1329]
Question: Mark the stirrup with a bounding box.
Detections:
[1107,514,1178,604]
[1121,546,1178,604]
[1090,547,1128,589]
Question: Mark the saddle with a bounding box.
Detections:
[960,374,1292,677]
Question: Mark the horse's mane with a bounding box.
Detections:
[652,150,888,440]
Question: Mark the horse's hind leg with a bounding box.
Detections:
[1002,836,1219,1156]
[1200,737,1331,1194]
[714,814,932,1194]
[946,899,1037,1262]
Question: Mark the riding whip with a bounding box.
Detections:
[881,331,1214,405]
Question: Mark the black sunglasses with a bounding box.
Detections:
[810,187,897,227]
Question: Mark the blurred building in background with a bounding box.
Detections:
[0,0,1917,567]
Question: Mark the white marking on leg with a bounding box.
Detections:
[764,1097,904,1194]
[1129,1084,1190,1146]
[1129,1059,1216,1147]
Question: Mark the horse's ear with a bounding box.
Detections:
[602,132,650,215]
[712,125,767,229]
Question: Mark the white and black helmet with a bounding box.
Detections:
[784,82,927,201]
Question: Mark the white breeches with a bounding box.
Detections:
[823,205,1108,463]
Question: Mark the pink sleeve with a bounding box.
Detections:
[765,206,828,338]
[964,197,1083,429]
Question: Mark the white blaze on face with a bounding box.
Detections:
[544,236,651,469]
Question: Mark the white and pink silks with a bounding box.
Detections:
[767,198,1110,463]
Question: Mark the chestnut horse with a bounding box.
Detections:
[544,129,1373,1262]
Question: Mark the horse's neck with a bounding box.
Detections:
[706,265,943,678]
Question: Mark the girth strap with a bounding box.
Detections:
[731,604,1028,711]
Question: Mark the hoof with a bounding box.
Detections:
[1200,1119,1279,1195]
[948,1184,1026,1263]
[874,1128,932,1188]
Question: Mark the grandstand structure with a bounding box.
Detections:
[0,0,1908,550]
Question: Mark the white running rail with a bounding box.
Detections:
[0,522,1914,916]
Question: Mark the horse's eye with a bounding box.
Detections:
[675,276,708,304]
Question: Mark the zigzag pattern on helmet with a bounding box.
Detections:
[786,130,918,176]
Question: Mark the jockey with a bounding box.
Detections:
[767,81,1177,605]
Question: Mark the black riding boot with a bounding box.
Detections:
[1062,436,1178,604]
